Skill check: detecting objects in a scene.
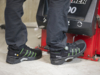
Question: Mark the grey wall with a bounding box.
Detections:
[0,0,39,24]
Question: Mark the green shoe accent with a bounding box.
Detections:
[68,53,70,56]
[24,50,28,56]
[55,52,60,53]
[34,53,37,57]
[75,49,77,55]
[72,49,74,55]
[78,48,80,53]
[31,52,34,57]
[27,51,31,57]
[20,48,24,54]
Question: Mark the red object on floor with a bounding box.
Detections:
[74,25,99,61]
[39,0,100,61]
[39,29,48,52]
[96,0,100,55]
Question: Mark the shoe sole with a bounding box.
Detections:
[6,55,42,64]
[51,40,86,65]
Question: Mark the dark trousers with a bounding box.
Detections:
[5,0,70,51]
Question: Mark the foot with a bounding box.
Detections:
[50,40,86,65]
[6,45,42,64]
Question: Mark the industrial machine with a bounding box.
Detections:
[36,0,100,61]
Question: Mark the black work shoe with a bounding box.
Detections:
[6,45,42,64]
[50,40,86,65]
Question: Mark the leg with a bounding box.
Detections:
[47,0,86,65]
[5,0,42,64]
[47,0,70,51]
[5,0,27,47]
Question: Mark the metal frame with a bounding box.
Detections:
[39,0,100,61]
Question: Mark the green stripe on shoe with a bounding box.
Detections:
[78,48,80,53]
[72,49,74,55]
[75,49,77,55]
[31,52,34,57]
[20,48,24,54]
[68,53,70,56]
[27,51,31,57]
[34,53,37,57]
[24,50,28,56]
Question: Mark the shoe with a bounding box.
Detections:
[50,40,86,65]
[6,45,42,64]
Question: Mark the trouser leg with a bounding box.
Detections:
[46,0,71,51]
[5,0,27,47]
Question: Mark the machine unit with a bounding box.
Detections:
[36,0,100,61]
[36,0,98,36]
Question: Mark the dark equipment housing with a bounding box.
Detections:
[36,0,99,36]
